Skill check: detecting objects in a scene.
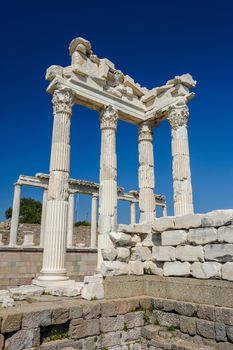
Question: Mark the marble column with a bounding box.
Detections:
[138,121,155,223]
[40,189,48,247]
[130,201,136,225]
[162,205,168,217]
[167,103,194,216]
[38,87,74,283]
[67,193,74,247]
[9,184,21,246]
[90,194,98,248]
[98,105,118,269]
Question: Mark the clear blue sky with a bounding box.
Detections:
[0,0,232,223]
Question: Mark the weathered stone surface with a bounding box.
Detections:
[69,318,100,339]
[98,330,121,347]
[2,297,14,308]
[0,334,3,350]
[1,312,22,333]
[143,261,163,275]
[204,244,233,262]
[188,227,217,245]
[131,246,152,261]
[109,231,132,246]
[117,247,130,262]
[174,301,197,316]
[179,315,196,335]
[174,214,202,229]
[4,328,40,350]
[152,246,175,261]
[0,290,10,303]
[101,261,129,276]
[175,245,204,262]
[100,301,117,317]
[83,302,101,320]
[102,246,117,261]
[118,223,152,234]
[22,309,51,328]
[202,210,233,227]
[81,275,104,300]
[191,262,222,279]
[161,230,187,246]
[100,315,124,332]
[222,262,233,281]
[215,307,233,325]
[46,284,83,297]
[9,285,44,300]
[197,304,215,321]
[52,307,69,324]
[121,327,141,342]
[124,311,144,328]
[218,226,233,243]
[152,217,175,232]
[196,319,215,339]
[153,310,180,327]
[226,326,233,342]
[69,305,82,319]
[129,261,144,275]
[163,261,190,276]
[215,322,227,341]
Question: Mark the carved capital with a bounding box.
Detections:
[100,105,118,130]
[52,88,74,114]
[167,104,189,130]
[138,121,153,142]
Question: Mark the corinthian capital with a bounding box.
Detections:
[100,105,118,130]
[52,88,74,114]
[138,121,153,142]
[167,104,189,130]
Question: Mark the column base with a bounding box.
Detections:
[32,278,75,288]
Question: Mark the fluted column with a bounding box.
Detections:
[67,193,74,247]
[138,121,155,223]
[40,189,48,247]
[38,87,74,282]
[130,201,136,224]
[9,184,21,246]
[167,103,194,216]
[98,105,118,269]
[90,194,98,248]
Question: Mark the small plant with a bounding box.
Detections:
[91,296,97,300]
[143,310,149,323]
[45,329,69,342]
[101,348,108,350]
[154,319,160,325]
[167,324,177,332]
[149,304,156,312]
[123,322,128,332]
[94,336,98,342]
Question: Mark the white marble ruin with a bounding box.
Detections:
[9,37,196,287]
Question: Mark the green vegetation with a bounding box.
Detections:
[74,220,91,227]
[123,322,128,331]
[44,329,69,342]
[5,198,42,224]
[154,319,160,325]
[167,324,177,332]
[143,311,149,323]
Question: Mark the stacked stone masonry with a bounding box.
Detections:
[101,210,233,281]
[1,296,233,349]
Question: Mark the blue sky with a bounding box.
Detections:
[0,0,232,223]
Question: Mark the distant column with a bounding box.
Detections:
[90,194,98,248]
[162,205,168,217]
[67,193,74,247]
[40,189,48,247]
[130,201,136,225]
[138,121,155,223]
[167,103,194,216]
[9,184,21,246]
[37,87,74,283]
[98,105,118,269]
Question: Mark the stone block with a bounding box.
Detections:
[109,231,132,246]
[219,343,233,350]
[129,261,144,275]
[175,245,204,262]
[101,247,117,261]
[0,290,10,302]
[101,261,129,276]
[163,261,190,276]
[226,326,233,342]
[196,319,215,339]
[124,311,144,328]
[204,244,233,262]
[153,310,180,327]
[117,247,130,262]
[215,307,233,325]
[152,246,175,261]
[191,262,222,279]
[22,309,51,328]
[52,307,69,324]
[218,226,233,243]
[173,301,197,316]
[82,302,100,320]
[0,334,3,350]
[100,315,124,332]
[46,284,83,297]
[174,214,202,230]
[9,285,44,300]
[188,227,217,245]
[69,318,100,339]
[81,275,104,300]
[98,331,121,348]
[100,300,117,317]
[143,261,163,275]
[121,327,141,342]
[222,262,233,281]
[2,297,14,308]
[197,304,215,321]
[118,223,152,234]
[131,246,152,261]
[202,210,233,227]
[161,230,187,246]
[179,315,196,335]
[4,328,40,350]
[216,323,227,341]
[1,312,22,333]
[152,217,175,232]
[69,305,82,319]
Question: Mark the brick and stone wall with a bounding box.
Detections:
[0,248,97,289]
[101,210,233,281]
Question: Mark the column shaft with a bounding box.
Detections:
[9,184,21,246]
[67,193,74,247]
[90,194,98,248]
[130,201,136,224]
[168,104,194,216]
[38,88,73,282]
[40,189,48,247]
[138,122,155,223]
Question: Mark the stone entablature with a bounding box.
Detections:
[101,210,233,281]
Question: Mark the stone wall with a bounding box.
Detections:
[1,295,233,349]
[101,210,233,281]
[0,248,97,289]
